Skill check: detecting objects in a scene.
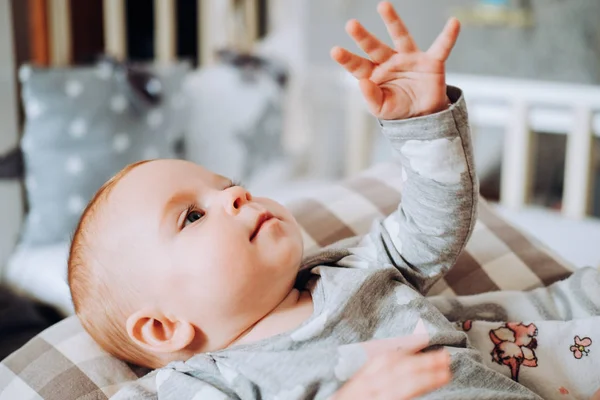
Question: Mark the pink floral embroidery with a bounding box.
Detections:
[489,322,538,382]
[570,336,592,359]
[558,387,570,395]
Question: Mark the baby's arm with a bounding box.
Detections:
[332,2,477,294]
[376,88,477,294]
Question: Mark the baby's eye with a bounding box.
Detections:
[183,209,205,227]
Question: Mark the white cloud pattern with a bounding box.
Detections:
[290,312,328,342]
[400,137,465,184]
[273,385,305,400]
[190,385,229,400]
[155,369,173,389]
[334,344,366,381]
[216,362,239,385]
[383,217,403,253]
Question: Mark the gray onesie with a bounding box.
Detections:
[118,87,541,400]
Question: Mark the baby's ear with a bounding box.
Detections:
[126,309,195,354]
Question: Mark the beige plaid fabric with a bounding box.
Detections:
[0,163,574,400]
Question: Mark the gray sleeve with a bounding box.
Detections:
[157,369,237,400]
[373,86,478,294]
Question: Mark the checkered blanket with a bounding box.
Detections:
[0,163,574,400]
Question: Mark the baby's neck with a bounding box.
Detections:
[230,289,314,347]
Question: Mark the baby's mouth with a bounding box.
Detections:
[250,212,274,241]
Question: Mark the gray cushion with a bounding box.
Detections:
[18,61,190,245]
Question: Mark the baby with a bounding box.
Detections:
[69,2,543,399]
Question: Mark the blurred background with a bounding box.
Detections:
[0,0,600,357]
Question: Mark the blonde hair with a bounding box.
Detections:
[68,160,161,368]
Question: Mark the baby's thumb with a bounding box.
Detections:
[359,79,383,116]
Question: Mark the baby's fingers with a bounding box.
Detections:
[395,351,451,398]
[427,18,461,61]
[398,366,451,399]
[345,19,395,64]
[377,1,418,53]
[330,47,374,80]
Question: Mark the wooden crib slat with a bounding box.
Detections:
[198,0,231,65]
[47,0,72,66]
[563,107,594,219]
[198,0,216,65]
[155,0,176,63]
[103,0,127,60]
[500,100,535,210]
[27,0,50,66]
[243,0,259,50]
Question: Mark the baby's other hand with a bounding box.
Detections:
[331,1,460,120]
[331,348,451,400]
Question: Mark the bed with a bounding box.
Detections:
[0,0,598,399]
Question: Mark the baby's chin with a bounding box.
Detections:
[269,224,303,266]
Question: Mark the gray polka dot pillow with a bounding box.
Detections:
[18,61,190,245]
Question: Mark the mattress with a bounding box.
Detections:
[492,203,600,269]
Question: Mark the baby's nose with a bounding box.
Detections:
[224,186,252,214]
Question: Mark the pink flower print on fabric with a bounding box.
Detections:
[570,336,592,359]
[489,322,538,382]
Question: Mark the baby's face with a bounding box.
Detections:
[106,160,304,347]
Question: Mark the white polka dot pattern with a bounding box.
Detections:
[65,80,83,98]
[110,95,128,113]
[65,156,84,175]
[69,118,88,139]
[67,195,85,214]
[19,65,32,82]
[95,63,112,80]
[18,62,189,246]
[26,100,44,119]
[113,133,131,153]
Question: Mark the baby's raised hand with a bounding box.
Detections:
[331,1,460,120]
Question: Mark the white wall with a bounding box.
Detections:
[305,0,600,83]
[0,0,23,270]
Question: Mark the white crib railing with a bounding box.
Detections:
[344,73,600,220]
